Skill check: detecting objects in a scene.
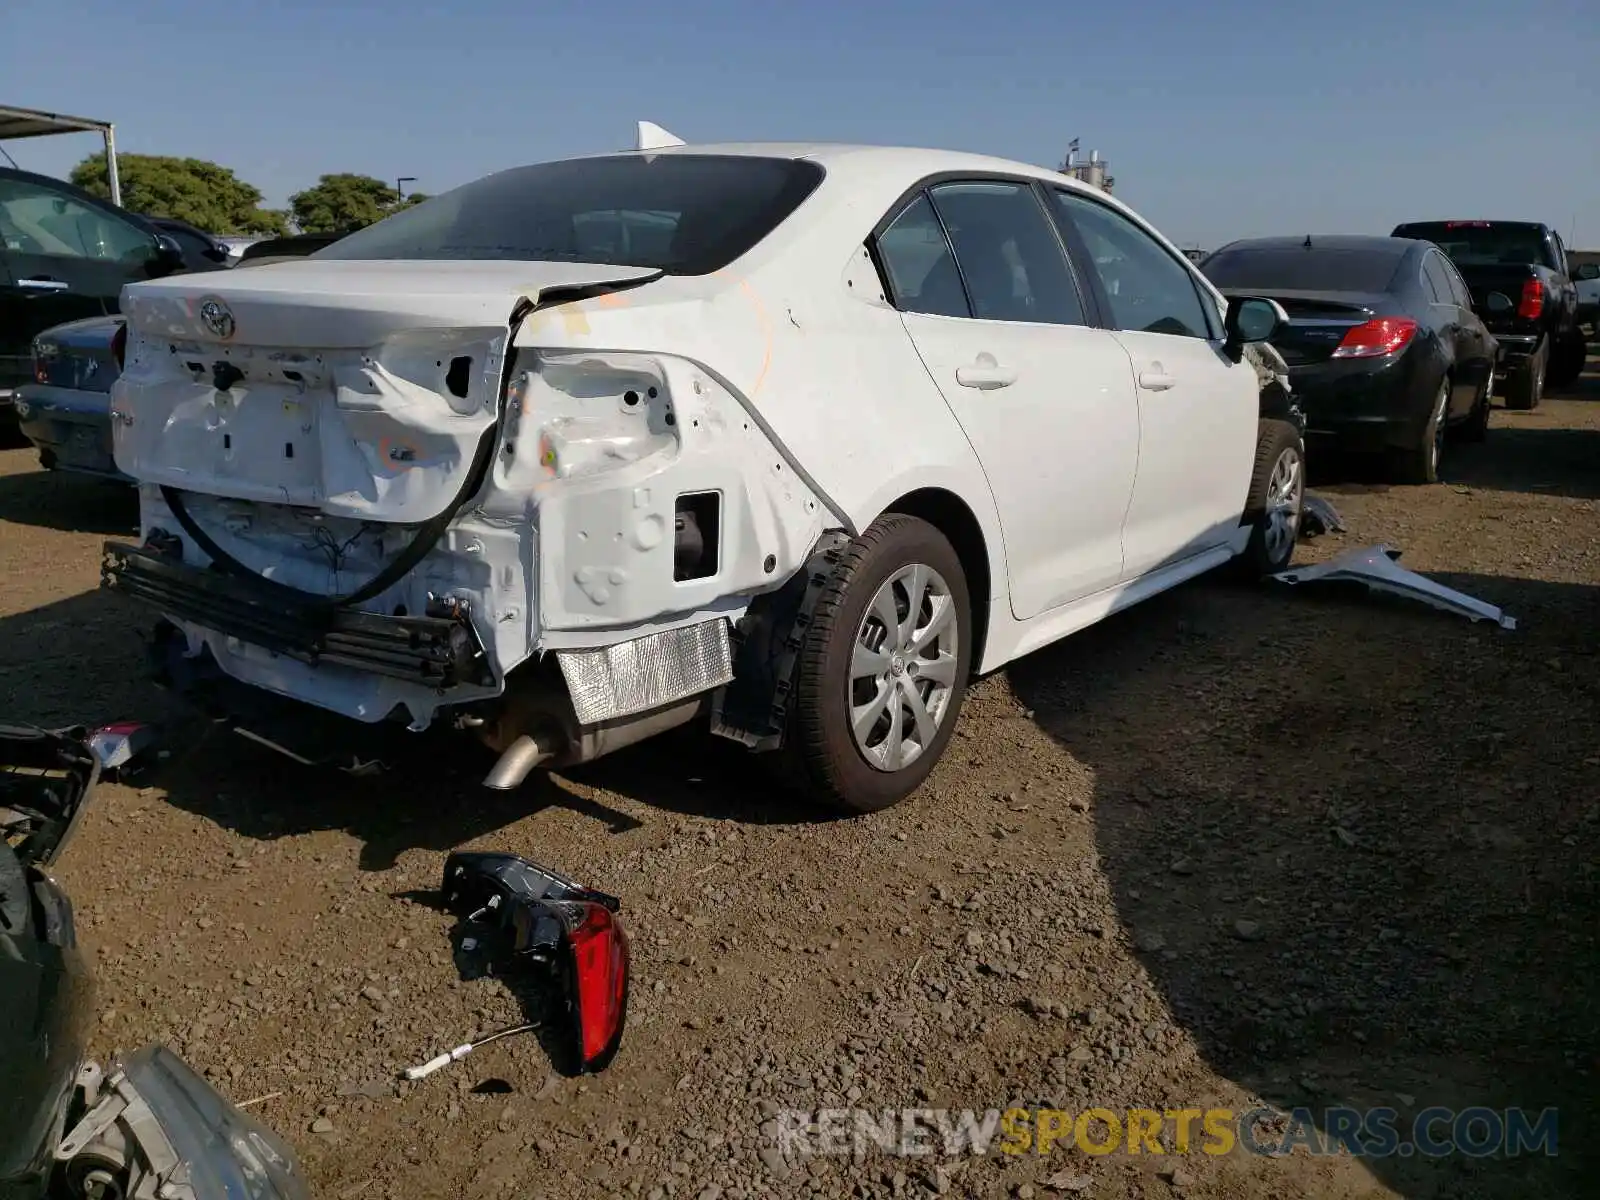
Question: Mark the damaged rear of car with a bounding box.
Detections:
[101,149,841,792]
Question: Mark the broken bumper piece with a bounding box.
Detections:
[557,618,734,725]
[1273,544,1518,630]
[101,541,494,688]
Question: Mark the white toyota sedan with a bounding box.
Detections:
[101,129,1303,813]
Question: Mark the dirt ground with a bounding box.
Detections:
[5,359,1597,1200]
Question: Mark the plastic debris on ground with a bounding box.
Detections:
[1272,544,1517,629]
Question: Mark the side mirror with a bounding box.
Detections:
[1485,292,1514,315]
[1223,296,1286,361]
[1576,263,1600,281]
[148,233,187,277]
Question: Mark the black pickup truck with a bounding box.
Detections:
[1390,220,1583,409]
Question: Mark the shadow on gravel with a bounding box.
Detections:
[0,466,137,535]
[1010,567,1598,1199]
[0,587,162,727]
[1440,409,1600,500]
[1308,403,1600,501]
[151,737,647,872]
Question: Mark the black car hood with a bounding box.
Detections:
[0,727,99,1197]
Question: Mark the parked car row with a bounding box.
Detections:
[1199,218,1590,483]
[3,131,1594,812]
[1,164,342,431]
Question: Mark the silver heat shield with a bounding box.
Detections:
[556,618,735,726]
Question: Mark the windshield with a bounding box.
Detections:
[1202,246,1402,293]
[315,154,824,275]
[1392,223,1553,268]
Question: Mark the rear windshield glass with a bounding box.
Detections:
[1201,246,1401,293]
[1392,223,1550,268]
[314,154,824,275]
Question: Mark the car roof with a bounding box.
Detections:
[538,141,1114,198]
[1213,235,1417,256]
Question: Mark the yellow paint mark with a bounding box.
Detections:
[558,305,591,337]
[737,278,773,398]
[593,291,629,309]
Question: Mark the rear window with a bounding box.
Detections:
[315,154,824,275]
[1201,246,1402,293]
[1392,223,1552,268]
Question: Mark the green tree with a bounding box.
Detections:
[289,173,412,233]
[70,154,287,235]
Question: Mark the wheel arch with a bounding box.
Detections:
[881,486,997,674]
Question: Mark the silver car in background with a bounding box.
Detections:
[14,315,128,479]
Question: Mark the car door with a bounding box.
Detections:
[1050,188,1257,580]
[1427,249,1491,415]
[875,180,1140,620]
[0,174,158,387]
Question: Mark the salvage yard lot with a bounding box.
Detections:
[5,364,1598,1199]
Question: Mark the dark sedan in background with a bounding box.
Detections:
[1201,235,1498,484]
[0,165,223,414]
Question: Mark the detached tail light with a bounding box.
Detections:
[565,902,630,1070]
[1331,317,1418,359]
[1517,279,1544,321]
[111,324,129,370]
[435,851,631,1075]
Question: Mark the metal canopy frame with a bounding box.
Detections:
[0,104,121,206]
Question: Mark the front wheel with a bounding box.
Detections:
[1234,419,1305,578]
[785,514,972,813]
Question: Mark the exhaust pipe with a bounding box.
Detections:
[482,731,557,791]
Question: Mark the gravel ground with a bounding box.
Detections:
[4,361,1597,1200]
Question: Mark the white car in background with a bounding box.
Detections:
[101,128,1302,813]
[1575,261,1600,331]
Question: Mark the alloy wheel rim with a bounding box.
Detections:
[849,563,959,772]
[1430,383,1449,472]
[1264,447,1303,564]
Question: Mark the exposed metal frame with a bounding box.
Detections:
[0,104,121,205]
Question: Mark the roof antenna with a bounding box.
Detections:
[1303,234,1313,249]
[636,121,686,151]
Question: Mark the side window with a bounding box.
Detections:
[1422,254,1452,304]
[0,178,154,264]
[926,181,1086,325]
[1440,255,1473,308]
[1053,189,1210,338]
[875,193,970,319]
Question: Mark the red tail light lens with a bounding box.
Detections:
[1331,317,1418,359]
[1517,279,1544,321]
[567,902,630,1071]
[111,324,128,370]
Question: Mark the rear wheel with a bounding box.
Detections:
[1547,329,1587,390]
[1233,419,1305,578]
[1392,378,1451,484]
[1456,366,1492,443]
[786,514,972,813]
[1503,339,1547,410]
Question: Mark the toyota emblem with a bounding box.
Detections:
[199,298,236,340]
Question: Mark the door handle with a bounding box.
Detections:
[955,355,1017,390]
[1137,370,1176,392]
[17,277,70,292]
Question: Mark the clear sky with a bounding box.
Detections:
[4,0,1597,248]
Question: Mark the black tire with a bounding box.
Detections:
[1503,339,1547,410]
[1233,418,1305,579]
[1455,366,1492,443]
[1391,377,1451,485]
[785,513,972,813]
[1547,329,1587,390]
